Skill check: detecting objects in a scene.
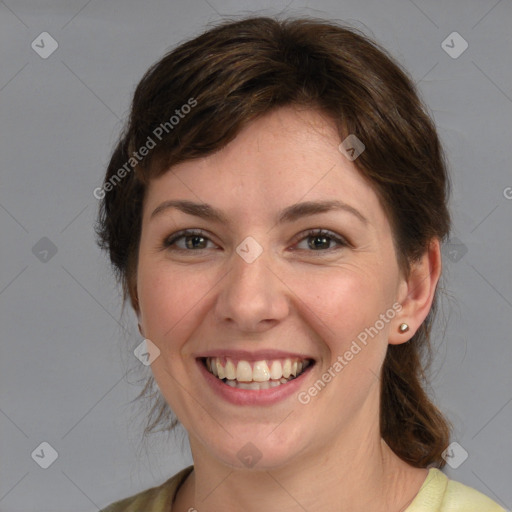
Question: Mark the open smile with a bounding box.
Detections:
[196,354,315,405]
[202,356,313,389]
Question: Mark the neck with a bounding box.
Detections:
[175,422,428,512]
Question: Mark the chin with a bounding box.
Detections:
[196,430,308,472]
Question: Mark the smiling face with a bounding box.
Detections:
[135,105,413,470]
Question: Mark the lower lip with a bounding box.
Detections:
[197,359,314,406]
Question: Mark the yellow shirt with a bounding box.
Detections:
[100,466,506,511]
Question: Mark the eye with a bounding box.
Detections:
[162,229,216,251]
[293,229,348,252]
[162,228,349,253]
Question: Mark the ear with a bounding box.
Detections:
[128,280,144,336]
[134,306,145,338]
[388,238,442,345]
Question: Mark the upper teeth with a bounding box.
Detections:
[206,357,310,382]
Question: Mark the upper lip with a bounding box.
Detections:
[194,349,315,362]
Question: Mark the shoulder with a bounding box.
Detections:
[100,466,194,512]
[443,476,507,512]
[407,468,507,512]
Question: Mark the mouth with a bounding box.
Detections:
[199,356,315,390]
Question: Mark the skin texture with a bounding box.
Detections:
[135,105,441,511]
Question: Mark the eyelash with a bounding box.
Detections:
[162,228,349,254]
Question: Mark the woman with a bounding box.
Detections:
[96,16,505,512]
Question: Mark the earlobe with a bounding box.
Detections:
[389,238,442,345]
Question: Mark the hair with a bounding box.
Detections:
[95,15,452,468]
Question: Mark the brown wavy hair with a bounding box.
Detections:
[95,16,452,468]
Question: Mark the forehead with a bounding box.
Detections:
[142,106,385,227]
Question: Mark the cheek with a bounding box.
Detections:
[137,263,207,353]
[296,265,392,347]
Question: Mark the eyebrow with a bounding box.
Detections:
[150,199,368,225]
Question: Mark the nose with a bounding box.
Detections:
[214,242,290,333]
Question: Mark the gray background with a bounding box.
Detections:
[1,1,511,511]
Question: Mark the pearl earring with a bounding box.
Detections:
[398,323,409,333]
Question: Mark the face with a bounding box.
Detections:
[136,106,409,470]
